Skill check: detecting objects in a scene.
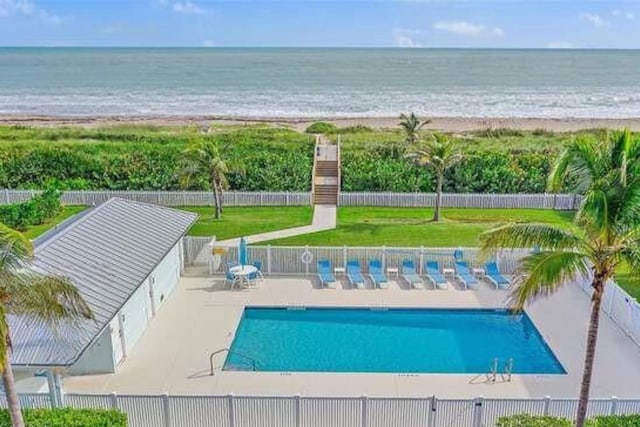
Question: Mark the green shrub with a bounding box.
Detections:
[0,408,127,427]
[0,188,61,230]
[305,122,338,134]
[474,128,525,138]
[496,414,572,427]
[338,125,374,134]
[587,414,640,426]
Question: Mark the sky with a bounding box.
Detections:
[0,0,639,48]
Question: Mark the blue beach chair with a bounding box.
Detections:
[455,261,479,290]
[484,261,510,289]
[317,259,337,289]
[347,259,366,289]
[401,260,424,289]
[368,259,388,289]
[425,261,448,289]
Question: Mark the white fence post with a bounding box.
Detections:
[472,396,484,427]
[295,394,301,427]
[228,394,235,427]
[361,395,368,427]
[343,245,348,268]
[428,396,437,427]
[110,392,119,409]
[609,396,618,415]
[267,245,272,275]
[419,246,424,274]
[543,395,551,415]
[305,246,310,275]
[163,392,171,427]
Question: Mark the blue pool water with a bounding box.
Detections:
[224,307,565,374]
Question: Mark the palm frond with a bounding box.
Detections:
[509,251,590,310]
[0,223,33,272]
[5,273,93,326]
[480,223,585,257]
[548,135,601,193]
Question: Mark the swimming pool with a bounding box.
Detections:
[225,307,565,374]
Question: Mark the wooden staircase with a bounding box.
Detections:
[312,138,339,206]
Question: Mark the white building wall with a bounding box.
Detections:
[68,327,115,375]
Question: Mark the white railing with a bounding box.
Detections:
[198,242,531,276]
[339,192,580,210]
[0,189,580,210]
[574,276,640,349]
[6,393,639,427]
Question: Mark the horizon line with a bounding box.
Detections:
[2,46,640,51]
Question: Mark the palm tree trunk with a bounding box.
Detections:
[433,174,443,222]
[575,280,604,427]
[2,351,25,427]
[212,183,222,220]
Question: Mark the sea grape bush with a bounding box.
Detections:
[0,125,577,193]
[0,408,127,427]
[0,188,62,230]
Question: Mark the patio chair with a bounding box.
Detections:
[424,261,448,289]
[401,260,424,289]
[317,259,337,289]
[368,259,388,289]
[484,261,510,289]
[225,269,239,288]
[454,261,479,290]
[253,260,264,279]
[347,259,366,289]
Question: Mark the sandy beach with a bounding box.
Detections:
[2,114,640,132]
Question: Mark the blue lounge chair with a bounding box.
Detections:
[485,261,510,289]
[425,261,448,289]
[253,260,264,279]
[347,259,366,289]
[317,259,337,289]
[368,259,388,289]
[455,261,479,290]
[401,260,424,289]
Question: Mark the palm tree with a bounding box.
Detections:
[410,133,462,221]
[179,139,234,220]
[0,224,92,427]
[399,113,430,145]
[480,130,640,427]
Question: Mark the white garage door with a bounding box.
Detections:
[121,283,150,357]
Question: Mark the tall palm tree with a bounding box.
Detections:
[179,139,234,220]
[399,113,430,145]
[410,133,462,221]
[480,130,640,427]
[0,224,92,427]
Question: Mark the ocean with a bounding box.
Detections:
[1,47,639,118]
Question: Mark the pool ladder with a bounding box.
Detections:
[488,358,513,383]
[209,348,257,375]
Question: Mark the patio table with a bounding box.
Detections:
[229,265,258,289]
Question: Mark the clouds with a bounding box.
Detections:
[612,9,634,20]
[433,21,503,37]
[579,13,608,28]
[393,28,423,47]
[0,0,61,23]
[173,1,206,15]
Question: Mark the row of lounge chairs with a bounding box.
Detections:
[317,259,509,290]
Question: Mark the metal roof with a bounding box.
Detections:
[9,198,198,367]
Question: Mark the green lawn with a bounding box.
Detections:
[22,206,87,239]
[183,206,313,240]
[265,207,576,247]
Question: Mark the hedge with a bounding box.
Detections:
[496,414,640,426]
[0,188,61,230]
[0,408,127,427]
[0,125,586,193]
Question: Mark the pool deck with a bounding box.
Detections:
[63,271,640,399]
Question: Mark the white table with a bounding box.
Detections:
[472,267,486,279]
[443,268,455,278]
[386,267,399,278]
[334,267,346,276]
[229,265,258,288]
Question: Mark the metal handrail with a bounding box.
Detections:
[209,348,257,375]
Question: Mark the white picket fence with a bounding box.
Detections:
[574,276,640,349]
[0,189,580,210]
[339,192,580,210]
[6,393,640,427]
[194,242,531,276]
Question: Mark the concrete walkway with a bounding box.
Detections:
[216,204,336,247]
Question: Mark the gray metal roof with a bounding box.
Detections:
[9,198,198,367]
